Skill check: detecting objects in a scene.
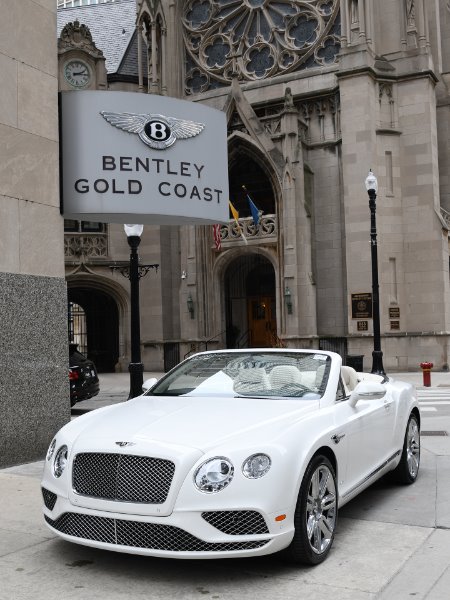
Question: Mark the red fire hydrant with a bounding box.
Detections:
[420,362,433,387]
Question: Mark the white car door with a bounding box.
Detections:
[331,381,394,499]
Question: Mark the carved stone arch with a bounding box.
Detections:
[66,274,129,370]
[211,246,280,348]
[228,130,282,218]
[224,79,285,174]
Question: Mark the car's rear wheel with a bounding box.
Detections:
[286,454,337,565]
[391,413,420,484]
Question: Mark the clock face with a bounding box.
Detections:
[64,60,91,88]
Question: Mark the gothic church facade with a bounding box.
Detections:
[58,0,450,372]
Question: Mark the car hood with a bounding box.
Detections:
[70,394,319,452]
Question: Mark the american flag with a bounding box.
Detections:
[212,224,222,251]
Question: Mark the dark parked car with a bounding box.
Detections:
[69,343,100,407]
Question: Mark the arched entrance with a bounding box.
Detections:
[225,254,276,348]
[68,288,119,372]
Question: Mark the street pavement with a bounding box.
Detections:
[1,370,450,599]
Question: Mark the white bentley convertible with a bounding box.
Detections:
[42,350,420,565]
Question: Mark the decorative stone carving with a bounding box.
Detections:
[58,20,104,58]
[183,0,341,94]
[64,234,108,259]
[406,0,415,28]
[217,214,278,246]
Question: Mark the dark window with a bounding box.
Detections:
[64,220,105,233]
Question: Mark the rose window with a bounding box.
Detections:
[184,0,340,94]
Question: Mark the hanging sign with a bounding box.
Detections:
[60,91,229,225]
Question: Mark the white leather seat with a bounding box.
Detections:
[269,365,303,389]
[341,366,360,393]
[233,368,270,394]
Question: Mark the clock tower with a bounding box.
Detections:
[58,19,107,91]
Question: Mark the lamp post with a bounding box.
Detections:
[124,223,144,398]
[364,170,386,376]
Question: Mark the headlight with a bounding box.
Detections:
[53,445,68,478]
[242,453,271,479]
[194,457,234,493]
[46,439,56,461]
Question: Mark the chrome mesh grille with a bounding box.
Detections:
[45,513,115,543]
[42,487,57,511]
[45,513,269,552]
[202,511,269,535]
[72,452,175,504]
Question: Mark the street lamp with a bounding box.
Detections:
[124,223,144,398]
[364,170,386,376]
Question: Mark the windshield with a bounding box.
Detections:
[147,352,331,399]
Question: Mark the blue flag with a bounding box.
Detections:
[242,186,260,225]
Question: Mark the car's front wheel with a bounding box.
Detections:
[286,454,337,565]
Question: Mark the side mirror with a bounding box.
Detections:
[348,381,386,407]
[142,377,157,393]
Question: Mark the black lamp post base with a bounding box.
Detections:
[128,362,144,399]
[371,350,386,377]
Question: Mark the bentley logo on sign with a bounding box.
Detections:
[100,111,205,150]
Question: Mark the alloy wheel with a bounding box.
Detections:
[305,464,337,555]
[406,417,420,479]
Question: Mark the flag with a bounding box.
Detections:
[229,200,239,222]
[229,200,248,244]
[212,224,222,251]
[242,185,260,226]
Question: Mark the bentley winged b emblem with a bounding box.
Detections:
[100,111,205,150]
[115,441,136,448]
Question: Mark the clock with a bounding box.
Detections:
[64,59,91,88]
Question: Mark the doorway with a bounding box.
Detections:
[68,288,119,372]
[225,254,276,348]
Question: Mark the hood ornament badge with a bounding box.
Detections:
[115,441,136,447]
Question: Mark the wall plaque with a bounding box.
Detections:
[351,293,373,319]
[389,307,400,319]
[390,320,400,330]
[357,321,368,332]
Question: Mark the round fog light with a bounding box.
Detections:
[242,453,271,479]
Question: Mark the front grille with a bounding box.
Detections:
[42,487,57,511]
[202,511,269,535]
[45,513,269,552]
[72,452,175,504]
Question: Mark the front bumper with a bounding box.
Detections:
[42,490,293,559]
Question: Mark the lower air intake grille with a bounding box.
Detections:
[42,487,57,511]
[202,511,269,535]
[72,452,175,504]
[45,513,269,552]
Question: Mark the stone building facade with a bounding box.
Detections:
[57,0,450,374]
[0,0,68,467]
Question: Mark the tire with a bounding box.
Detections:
[286,454,338,565]
[391,413,420,484]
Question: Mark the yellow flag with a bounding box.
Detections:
[229,200,239,222]
[229,200,248,244]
